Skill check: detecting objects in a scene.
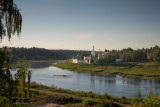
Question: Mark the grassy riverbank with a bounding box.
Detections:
[54,60,160,79]
[29,82,130,107]
[7,82,129,106]
[8,82,160,107]
[27,82,160,107]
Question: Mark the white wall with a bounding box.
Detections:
[73,59,88,64]
[116,59,122,63]
[84,56,90,60]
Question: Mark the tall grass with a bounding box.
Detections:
[66,99,122,107]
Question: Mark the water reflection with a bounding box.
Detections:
[29,61,55,68]
[11,62,160,98]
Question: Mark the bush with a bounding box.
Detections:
[131,90,160,107]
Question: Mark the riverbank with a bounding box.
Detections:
[10,82,129,107]
[53,60,160,79]
[8,82,160,107]
[29,82,130,107]
[27,82,160,107]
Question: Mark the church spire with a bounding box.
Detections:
[91,46,95,57]
[92,46,94,51]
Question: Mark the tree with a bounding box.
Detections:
[0,0,22,40]
[0,0,24,106]
[149,46,160,62]
[0,47,15,105]
[131,90,160,107]
[152,48,160,62]
[79,53,90,59]
[98,53,115,64]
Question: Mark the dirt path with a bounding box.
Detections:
[30,88,90,100]
[36,103,65,107]
[29,88,132,107]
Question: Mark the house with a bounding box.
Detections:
[116,59,122,63]
[73,59,88,63]
[84,56,90,60]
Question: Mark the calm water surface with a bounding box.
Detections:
[12,62,160,98]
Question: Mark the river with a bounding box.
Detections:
[11,61,160,98]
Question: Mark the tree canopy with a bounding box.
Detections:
[0,0,27,106]
[98,46,160,64]
[0,0,22,40]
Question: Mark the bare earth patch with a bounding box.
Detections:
[36,103,65,107]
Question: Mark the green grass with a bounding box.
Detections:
[4,82,159,107]
[9,88,82,107]
[54,60,105,73]
[28,91,81,107]
[30,82,131,105]
[54,60,160,79]
[29,82,160,107]
[66,99,122,107]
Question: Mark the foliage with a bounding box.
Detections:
[149,46,160,62]
[14,59,32,103]
[66,99,122,107]
[3,47,90,62]
[77,53,90,59]
[1,46,160,63]
[0,47,15,105]
[121,46,160,62]
[0,0,26,106]
[131,90,160,107]
[96,46,160,63]
[98,53,116,64]
[135,89,142,98]
[0,0,22,40]
[27,70,32,98]
[0,47,32,106]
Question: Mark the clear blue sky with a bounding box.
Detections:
[1,0,160,50]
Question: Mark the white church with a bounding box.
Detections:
[72,46,96,64]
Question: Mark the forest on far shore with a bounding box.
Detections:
[1,45,159,63]
[4,47,90,61]
[97,45,160,64]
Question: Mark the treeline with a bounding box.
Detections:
[4,47,90,61]
[2,46,160,63]
[98,45,160,64]
[121,45,160,62]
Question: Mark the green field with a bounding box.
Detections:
[54,61,160,79]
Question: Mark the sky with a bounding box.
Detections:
[1,0,160,51]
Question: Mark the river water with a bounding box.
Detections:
[11,62,160,98]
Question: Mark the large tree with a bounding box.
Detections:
[0,0,23,106]
[0,0,22,40]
